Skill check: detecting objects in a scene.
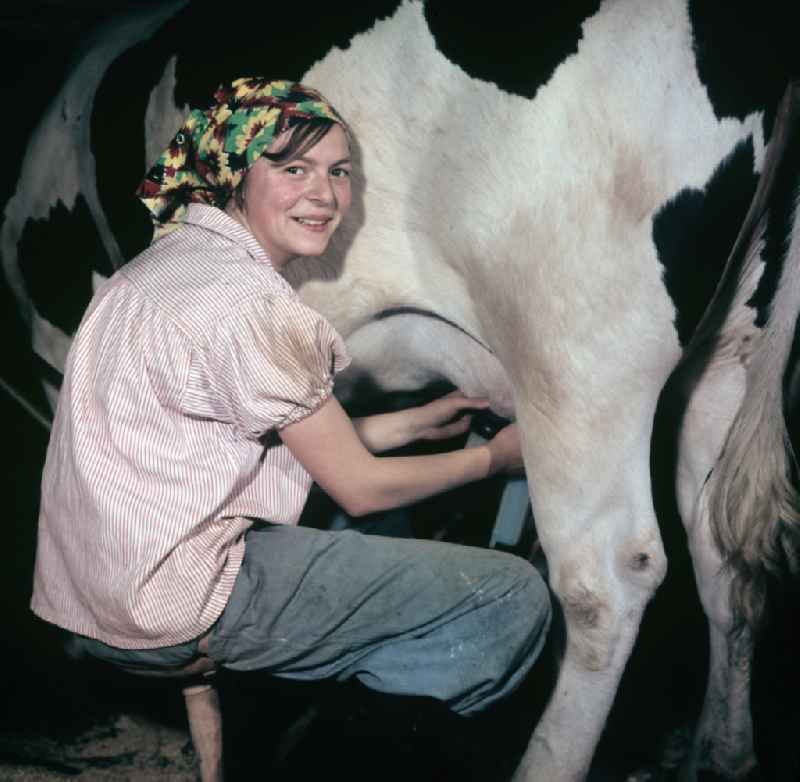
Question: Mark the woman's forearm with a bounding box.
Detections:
[346,445,492,516]
[351,410,418,453]
[351,392,489,453]
[280,396,522,519]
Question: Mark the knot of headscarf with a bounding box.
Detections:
[136,77,345,241]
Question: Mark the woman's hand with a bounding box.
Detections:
[351,390,489,453]
[410,391,490,442]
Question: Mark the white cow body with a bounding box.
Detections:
[293,7,792,777]
[4,1,799,780]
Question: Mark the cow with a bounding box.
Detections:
[2,1,799,780]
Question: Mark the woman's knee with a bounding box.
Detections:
[448,556,551,714]
[479,551,550,613]
[462,551,551,660]
[500,556,551,638]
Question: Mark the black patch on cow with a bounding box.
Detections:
[689,0,799,130]
[653,138,758,346]
[747,101,800,327]
[90,0,402,263]
[164,0,403,110]
[18,195,113,336]
[91,23,178,264]
[424,0,601,99]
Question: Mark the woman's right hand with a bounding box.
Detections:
[486,422,525,475]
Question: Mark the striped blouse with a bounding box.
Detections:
[31,204,350,649]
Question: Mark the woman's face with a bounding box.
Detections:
[229,124,352,267]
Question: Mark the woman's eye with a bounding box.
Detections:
[331,167,351,179]
[285,165,304,175]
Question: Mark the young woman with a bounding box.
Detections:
[32,78,550,721]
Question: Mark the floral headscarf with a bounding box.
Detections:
[136,77,346,241]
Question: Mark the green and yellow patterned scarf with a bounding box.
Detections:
[136,77,345,240]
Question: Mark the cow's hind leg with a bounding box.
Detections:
[670,94,800,775]
[672,360,760,781]
[511,392,668,782]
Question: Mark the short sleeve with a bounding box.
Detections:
[201,296,351,438]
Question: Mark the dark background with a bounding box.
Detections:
[0,1,152,771]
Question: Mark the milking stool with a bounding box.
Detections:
[118,634,223,782]
[67,632,225,782]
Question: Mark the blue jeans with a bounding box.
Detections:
[74,522,551,716]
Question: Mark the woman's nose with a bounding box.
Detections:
[307,174,336,206]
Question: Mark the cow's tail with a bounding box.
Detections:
[683,82,800,632]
